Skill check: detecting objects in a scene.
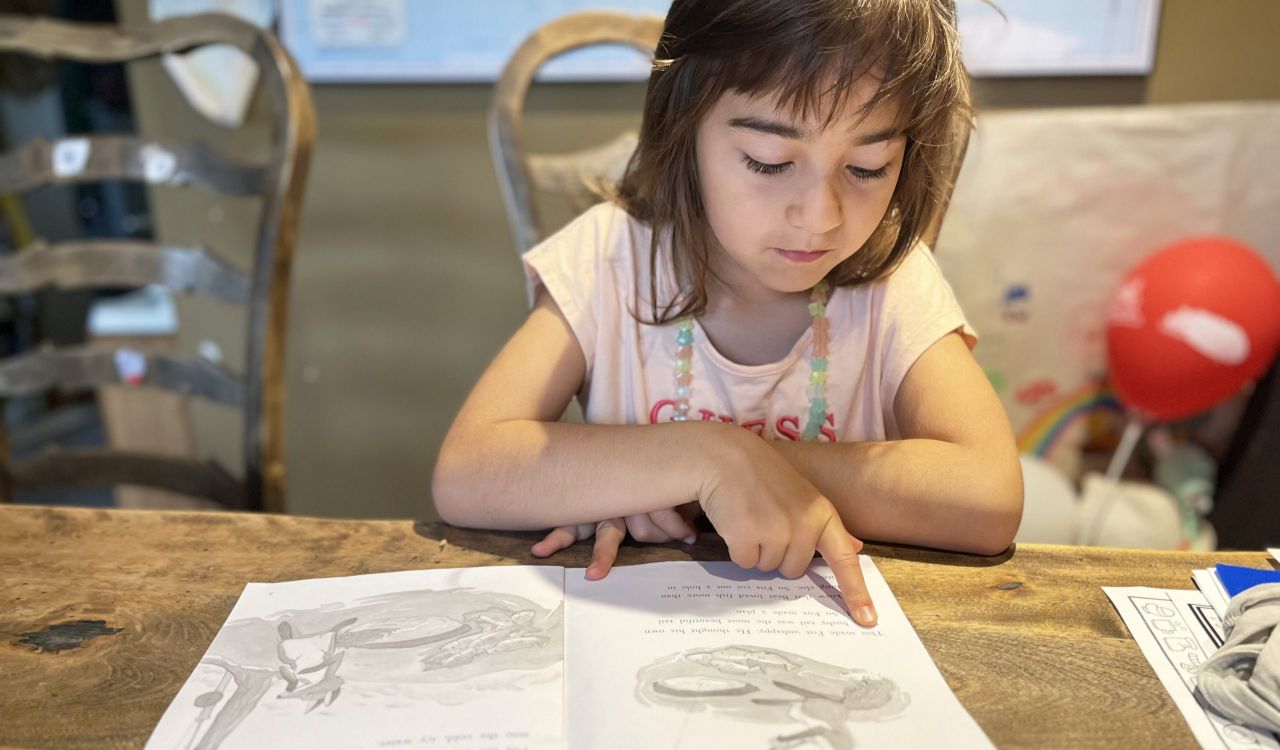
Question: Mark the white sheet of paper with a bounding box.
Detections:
[147,561,988,750]
[144,566,566,750]
[1104,586,1280,749]
[565,559,993,750]
[1269,549,1280,564]
[1192,568,1231,619]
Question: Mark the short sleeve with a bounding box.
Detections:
[876,244,978,416]
[521,203,623,376]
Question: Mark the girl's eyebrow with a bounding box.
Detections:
[727,116,901,146]
[728,116,806,140]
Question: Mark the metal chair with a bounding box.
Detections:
[0,13,315,511]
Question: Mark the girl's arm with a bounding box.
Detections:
[433,290,878,626]
[432,290,716,529]
[771,332,1024,556]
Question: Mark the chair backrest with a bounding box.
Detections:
[0,13,315,512]
[489,11,664,256]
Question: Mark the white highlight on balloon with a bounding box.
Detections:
[1108,278,1145,328]
[1158,306,1250,365]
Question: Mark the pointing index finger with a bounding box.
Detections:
[816,521,877,628]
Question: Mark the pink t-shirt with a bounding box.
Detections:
[523,201,976,442]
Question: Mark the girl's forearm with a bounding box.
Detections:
[771,439,1023,556]
[433,420,738,530]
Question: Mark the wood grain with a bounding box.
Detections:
[1,505,1274,749]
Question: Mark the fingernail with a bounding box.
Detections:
[683,535,697,545]
[855,606,877,627]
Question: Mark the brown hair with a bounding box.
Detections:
[614,0,972,324]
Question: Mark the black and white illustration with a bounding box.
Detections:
[147,567,566,750]
[564,560,995,750]
[636,645,909,750]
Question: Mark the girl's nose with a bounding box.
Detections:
[787,174,843,236]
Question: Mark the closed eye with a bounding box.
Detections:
[740,154,791,176]
[848,164,890,181]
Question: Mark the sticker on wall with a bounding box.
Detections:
[1014,378,1058,406]
[1001,283,1030,324]
[984,368,1007,396]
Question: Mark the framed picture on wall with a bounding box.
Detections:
[277,0,1163,83]
[277,0,669,83]
[957,0,1162,76]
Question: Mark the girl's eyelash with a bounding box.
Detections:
[741,154,790,175]
[848,165,891,181]
[740,154,891,181]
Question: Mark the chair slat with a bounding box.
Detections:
[526,131,639,202]
[0,240,249,303]
[0,347,243,407]
[5,450,245,508]
[0,13,259,61]
[0,135,266,196]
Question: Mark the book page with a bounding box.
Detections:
[146,566,566,750]
[564,559,993,750]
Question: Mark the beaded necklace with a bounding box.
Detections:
[670,280,831,440]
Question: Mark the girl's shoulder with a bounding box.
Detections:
[526,201,653,267]
[522,201,665,315]
[832,241,976,349]
[879,241,948,289]
[834,242,948,307]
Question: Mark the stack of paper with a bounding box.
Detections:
[1104,557,1280,748]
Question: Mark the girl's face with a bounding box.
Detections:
[695,77,906,302]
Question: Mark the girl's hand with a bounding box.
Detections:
[531,518,626,580]
[530,507,698,580]
[700,428,878,627]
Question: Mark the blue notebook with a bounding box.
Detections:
[1215,563,1280,598]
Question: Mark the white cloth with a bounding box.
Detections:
[1196,583,1280,733]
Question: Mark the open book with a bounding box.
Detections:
[146,559,992,749]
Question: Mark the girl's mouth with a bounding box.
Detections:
[773,248,830,264]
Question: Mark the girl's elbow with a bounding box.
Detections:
[431,445,477,528]
[430,471,463,527]
[956,464,1023,556]
[975,471,1025,555]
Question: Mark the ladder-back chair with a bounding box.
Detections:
[0,13,314,511]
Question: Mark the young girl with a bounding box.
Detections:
[433,0,1023,628]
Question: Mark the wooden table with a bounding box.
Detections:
[1,505,1274,749]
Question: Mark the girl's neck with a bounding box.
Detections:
[698,276,815,367]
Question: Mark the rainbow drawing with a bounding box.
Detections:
[1017,381,1123,457]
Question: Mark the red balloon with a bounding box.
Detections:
[1105,237,1280,422]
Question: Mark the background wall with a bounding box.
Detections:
[114,0,1280,521]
